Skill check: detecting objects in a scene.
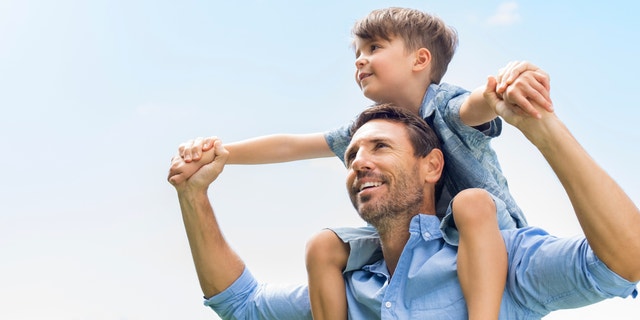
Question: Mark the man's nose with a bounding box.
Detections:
[351,150,373,171]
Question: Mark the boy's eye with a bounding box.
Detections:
[370,44,380,51]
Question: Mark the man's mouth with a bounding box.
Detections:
[359,181,382,192]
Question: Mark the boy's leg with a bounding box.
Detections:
[453,188,506,320]
[305,229,350,320]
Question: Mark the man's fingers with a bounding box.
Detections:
[168,155,186,185]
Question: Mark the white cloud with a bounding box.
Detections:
[487,2,521,26]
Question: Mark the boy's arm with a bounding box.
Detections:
[459,61,553,127]
[171,133,334,184]
[225,133,334,164]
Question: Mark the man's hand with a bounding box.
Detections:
[497,61,553,119]
[168,138,228,190]
[484,76,552,132]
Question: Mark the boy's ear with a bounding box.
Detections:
[413,48,431,71]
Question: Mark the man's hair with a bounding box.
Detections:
[352,7,458,84]
[350,103,441,158]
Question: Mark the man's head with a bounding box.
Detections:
[352,7,458,85]
[345,103,444,232]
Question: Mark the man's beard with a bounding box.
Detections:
[351,164,424,230]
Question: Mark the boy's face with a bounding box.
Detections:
[353,36,417,104]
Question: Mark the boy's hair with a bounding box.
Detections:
[350,103,444,199]
[352,7,458,84]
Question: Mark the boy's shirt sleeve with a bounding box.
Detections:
[324,121,353,166]
[424,82,501,140]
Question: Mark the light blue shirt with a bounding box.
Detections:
[204,206,637,319]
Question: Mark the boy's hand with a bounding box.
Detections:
[169,137,219,185]
[168,138,228,189]
[180,136,217,162]
[497,61,553,119]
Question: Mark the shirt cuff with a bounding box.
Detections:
[587,251,638,298]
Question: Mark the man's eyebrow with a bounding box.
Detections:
[344,137,391,159]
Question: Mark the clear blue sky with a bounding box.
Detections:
[1,1,638,319]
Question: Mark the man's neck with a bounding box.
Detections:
[376,215,414,276]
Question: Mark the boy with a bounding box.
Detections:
[173,7,552,320]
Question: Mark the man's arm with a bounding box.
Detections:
[484,76,640,281]
[168,139,245,297]
[168,139,314,319]
[460,61,553,127]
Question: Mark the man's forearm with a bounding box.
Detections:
[178,189,245,298]
[522,115,640,281]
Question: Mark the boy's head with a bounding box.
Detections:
[352,7,458,84]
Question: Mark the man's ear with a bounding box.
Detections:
[413,48,431,72]
[421,148,444,184]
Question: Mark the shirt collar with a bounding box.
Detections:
[419,83,440,118]
[410,214,443,241]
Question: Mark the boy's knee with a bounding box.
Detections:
[305,229,349,271]
[452,188,496,222]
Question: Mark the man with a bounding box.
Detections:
[168,77,639,319]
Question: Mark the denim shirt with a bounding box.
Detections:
[204,204,638,319]
[324,83,526,244]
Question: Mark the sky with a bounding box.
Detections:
[0,1,638,319]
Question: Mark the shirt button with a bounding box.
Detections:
[423,231,431,238]
[385,301,392,308]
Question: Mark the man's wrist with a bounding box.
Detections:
[518,114,568,152]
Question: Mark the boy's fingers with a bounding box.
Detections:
[190,137,204,161]
[179,140,194,162]
[202,136,217,151]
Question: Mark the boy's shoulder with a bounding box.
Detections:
[430,82,469,96]
[421,83,471,117]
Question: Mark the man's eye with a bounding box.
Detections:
[375,142,387,149]
[345,151,356,166]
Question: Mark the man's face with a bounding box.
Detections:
[345,119,425,227]
[353,36,416,104]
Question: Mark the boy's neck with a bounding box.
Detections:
[385,86,428,116]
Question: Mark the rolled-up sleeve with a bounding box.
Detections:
[324,122,353,166]
[504,227,638,317]
[204,268,313,320]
